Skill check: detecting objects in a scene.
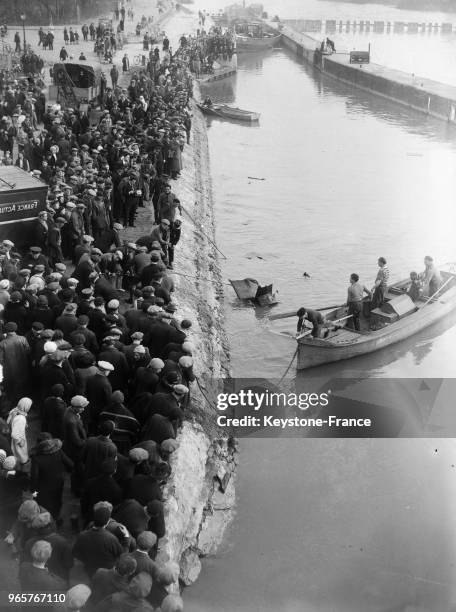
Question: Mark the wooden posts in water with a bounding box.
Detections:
[290,19,455,35]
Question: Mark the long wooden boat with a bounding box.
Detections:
[197,102,260,122]
[234,22,282,51]
[297,271,456,370]
[235,31,282,51]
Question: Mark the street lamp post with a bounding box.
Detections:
[20,13,26,55]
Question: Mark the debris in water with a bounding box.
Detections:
[303,272,311,278]
[248,176,266,181]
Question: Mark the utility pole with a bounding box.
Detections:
[20,13,26,55]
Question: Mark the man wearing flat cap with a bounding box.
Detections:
[39,348,74,401]
[62,396,88,490]
[85,362,114,430]
[80,420,117,482]
[73,249,102,290]
[133,357,164,395]
[72,503,123,579]
[73,234,94,265]
[55,302,79,340]
[90,553,137,606]
[69,203,86,256]
[98,339,129,392]
[21,246,50,276]
[47,216,66,266]
[142,385,187,437]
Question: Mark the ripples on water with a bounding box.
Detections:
[185,2,456,610]
[200,47,456,380]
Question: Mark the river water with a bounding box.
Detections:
[181,1,456,610]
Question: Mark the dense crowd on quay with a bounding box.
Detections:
[0,10,227,611]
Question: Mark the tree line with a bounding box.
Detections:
[1,0,115,25]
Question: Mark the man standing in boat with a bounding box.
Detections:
[371,257,389,309]
[296,307,325,338]
[347,274,372,331]
[420,256,442,296]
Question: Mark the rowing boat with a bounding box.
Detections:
[197,103,260,122]
[296,270,456,369]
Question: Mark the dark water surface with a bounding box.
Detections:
[184,4,456,610]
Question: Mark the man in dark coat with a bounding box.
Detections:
[88,297,108,342]
[70,315,99,354]
[94,272,119,303]
[133,357,163,395]
[55,302,79,340]
[85,361,113,428]
[80,457,123,523]
[140,413,175,444]
[72,505,123,578]
[39,351,74,401]
[131,531,157,577]
[30,433,73,520]
[90,553,137,606]
[21,246,50,275]
[80,420,117,480]
[112,499,149,539]
[139,307,173,356]
[29,295,56,329]
[142,386,187,435]
[139,253,162,286]
[98,339,129,391]
[19,540,67,592]
[73,250,102,289]
[42,384,67,439]
[125,462,162,506]
[23,512,73,581]
[0,322,31,402]
[47,217,66,266]
[4,292,28,333]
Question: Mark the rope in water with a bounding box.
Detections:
[277,347,298,387]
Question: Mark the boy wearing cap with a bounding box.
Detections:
[131,532,158,578]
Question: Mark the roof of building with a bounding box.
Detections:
[0,167,48,192]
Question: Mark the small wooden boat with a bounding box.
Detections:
[296,271,456,370]
[197,103,260,122]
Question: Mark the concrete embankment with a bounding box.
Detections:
[154,103,236,588]
[277,24,456,123]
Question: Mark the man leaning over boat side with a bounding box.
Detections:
[296,307,324,338]
[371,257,389,309]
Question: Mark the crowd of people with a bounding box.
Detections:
[0,11,203,611]
[176,28,235,77]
